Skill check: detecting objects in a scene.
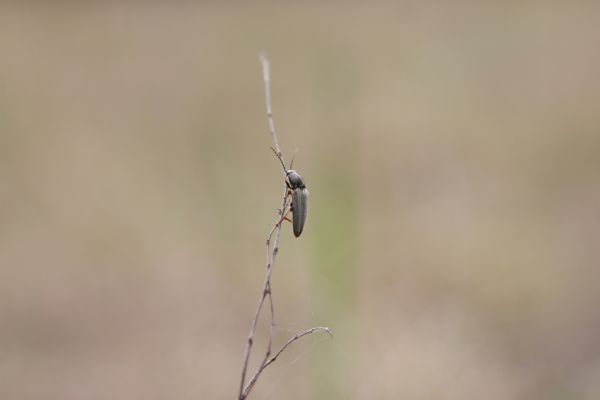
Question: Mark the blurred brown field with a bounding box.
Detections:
[1,2,600,399]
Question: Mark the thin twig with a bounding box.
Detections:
[242,327,333,396]
[237,54,332,400]
[266,327,333,369]
[259,53,281,158]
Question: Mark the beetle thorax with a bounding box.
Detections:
[286,170,306,189]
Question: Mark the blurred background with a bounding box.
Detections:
[1,2,600,399]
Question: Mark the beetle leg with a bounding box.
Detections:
[274,208,292,227]
[281,209,292,223]
[267,207,292,243]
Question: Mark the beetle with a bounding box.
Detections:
[271,148,309,237]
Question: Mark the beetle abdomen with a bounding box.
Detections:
[291,188,309,237]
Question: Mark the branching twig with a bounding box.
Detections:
[242,327,332,396]
[237,54,332,400]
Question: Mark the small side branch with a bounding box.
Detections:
[265,327,333,369]
[241,327,332,397]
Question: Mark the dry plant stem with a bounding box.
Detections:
[237,54,287,400]
[238,54,331,400]
[259,53,281,157]
[243,327,332,396]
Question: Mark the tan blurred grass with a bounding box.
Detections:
[1,2,600,399]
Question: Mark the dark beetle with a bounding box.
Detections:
[272,148,309,237]
[285,170,309,237]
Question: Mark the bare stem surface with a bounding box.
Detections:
[237,54,331,400]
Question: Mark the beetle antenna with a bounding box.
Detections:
[289,148,298,169]
[270,147,287,173]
